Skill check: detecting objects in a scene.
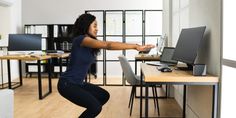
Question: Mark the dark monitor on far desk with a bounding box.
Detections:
[8,34,42,52]
[172,26,206,70]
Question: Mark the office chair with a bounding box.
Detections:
[118,55,160,116]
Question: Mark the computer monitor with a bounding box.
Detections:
[8,34,42,52]
[160,47,178,65]
[172,26,206,69]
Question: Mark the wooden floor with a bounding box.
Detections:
[13,77,182,118]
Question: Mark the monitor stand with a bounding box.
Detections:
[175,64,193,71]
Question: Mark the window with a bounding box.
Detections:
[221,1,236,117]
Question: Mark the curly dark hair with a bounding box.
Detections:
[72,13,100,56]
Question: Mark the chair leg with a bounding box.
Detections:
[130,92,134,116]
[154,86,160,116]
[152,86,157,109]
[131,86,136,107]
[128,86,135,108]
[130,86,136,116]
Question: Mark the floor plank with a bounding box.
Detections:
[14,78,182,118]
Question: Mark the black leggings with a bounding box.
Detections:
[57,79,110,118]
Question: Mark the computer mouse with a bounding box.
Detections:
[160,67,172,72]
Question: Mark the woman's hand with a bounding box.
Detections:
[136,44,155,51]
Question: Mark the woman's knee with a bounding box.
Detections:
[89,104,102,116]
[104,90,110,104]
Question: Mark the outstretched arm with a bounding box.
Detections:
[81,36,154,51]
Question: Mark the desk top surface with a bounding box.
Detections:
[135,54,160,61]
[0,54,51,61]
[141,63,219,84]
[0,53,70,61]
[47,53,70,58]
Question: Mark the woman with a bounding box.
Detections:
[57,13,154,118]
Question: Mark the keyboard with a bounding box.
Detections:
[46,50,64,54]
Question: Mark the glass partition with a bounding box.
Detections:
[106,11,123,35]
[125,11,143,35]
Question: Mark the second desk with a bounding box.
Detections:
[0,54,52,99]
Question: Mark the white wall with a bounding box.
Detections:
[22,0,162,24]
[0,6,11,40]
[170,0,221,117]
[162,0,171,45]
[22,0,163,80]
[188,0,221,117]
[0,0,22,83]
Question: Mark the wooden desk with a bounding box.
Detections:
[140,63,219,118]
[0,54,52,100]
[47,53,70,76]
[135,54,160,61]
[134,54,170,98]
[135,54,160,74]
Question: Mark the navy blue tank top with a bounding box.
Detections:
[60,35,95,85]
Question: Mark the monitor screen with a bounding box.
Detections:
[172,26,206,65]
[8,34,42,51]
[160,47,178,64]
